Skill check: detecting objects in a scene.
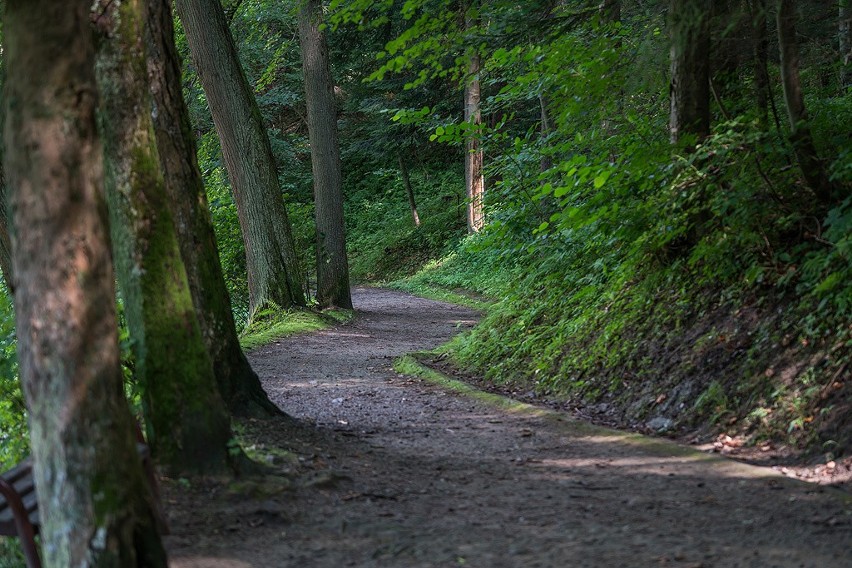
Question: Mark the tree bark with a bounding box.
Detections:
[465,51,485,233]
[93,0,233,475]
[398,153,421,227]
[777,0,834,203]
[841,0,851,91]
[146,0,282,417]
[298,0,353,309]
[668,0,712,145]
[175,0,306,319]
[3,0,167,564]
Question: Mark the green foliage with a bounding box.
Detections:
[354,1,852,454]
[0,285,26,472]
[0,538,25,568]
[345,165,466,282]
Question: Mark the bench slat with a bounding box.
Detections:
[0,489,39,530]
[0,459,32,485]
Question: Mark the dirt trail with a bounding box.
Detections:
[166,287,851,568]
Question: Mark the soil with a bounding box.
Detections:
[165,287,852,568]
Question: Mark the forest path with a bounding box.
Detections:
[166,287,851,568]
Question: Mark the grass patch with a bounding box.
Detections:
[394,354,548,415]
[387,280,491,311]
[239,307,353,351]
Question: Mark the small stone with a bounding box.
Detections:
[646,417,673,432]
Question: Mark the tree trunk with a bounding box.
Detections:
[539,94,554,173]
[298,0,353,309]
[175,0,306,319]
[465,51,485,233]
[841,0,851,91]
[600,0,621,23]
[777,0,834,203]
[668,0,712,145]
[748,0,770,125]
[2,1,167,564]
[93,0,233,475]
[398,153,421,227]
[145,0,281,417]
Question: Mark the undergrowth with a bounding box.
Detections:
[390,109,852,458]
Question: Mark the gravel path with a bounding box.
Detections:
[166,287,852,568]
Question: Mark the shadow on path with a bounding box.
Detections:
[167,287,851,568]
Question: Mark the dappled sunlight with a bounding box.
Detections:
[317,330,373,339]
[169,556,254,568]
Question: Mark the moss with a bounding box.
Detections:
[238,306,353,351]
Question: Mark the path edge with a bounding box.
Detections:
[394,354,852,505]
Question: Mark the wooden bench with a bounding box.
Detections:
[0,426,164,568]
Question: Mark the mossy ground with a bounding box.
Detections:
[239,306,353,351]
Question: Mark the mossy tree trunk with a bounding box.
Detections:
[175,0,306,319]
[92,0,233,475]
[2,0,167,564]
[668,0,711,145]
[298,0,353,309]
[145,0,281,417]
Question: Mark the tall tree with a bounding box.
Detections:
[464,5,485,233]
[146,0,281,417]
[175,0,306,319]
[668,0,712,145]
[2,0,167,564]
[777,0,834,203]
[298,0,353,309]
[93,0,233,474]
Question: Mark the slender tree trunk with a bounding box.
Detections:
[841,0,851,91]
[146,0,281,417]
[298,0,353,309]
[3,1,167,564]
[777,0,834,203]
[748,0,770,125]
[539,94,554,173]
[600,0,621,23]
[398,153,421,227]
[668,0,712,145]
[93,0,233,475]
[465,51,485,233]
[175,0,305,319]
